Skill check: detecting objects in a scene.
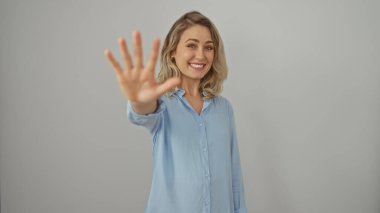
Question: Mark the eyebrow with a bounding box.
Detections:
[185,38,214,44]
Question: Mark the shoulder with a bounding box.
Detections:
[212,95,234,109]
[211,95,236,117]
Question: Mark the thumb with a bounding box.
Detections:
[155,77,181,97]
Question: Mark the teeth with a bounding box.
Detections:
[190,63,204,68]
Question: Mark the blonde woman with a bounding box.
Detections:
[105,11,247,213]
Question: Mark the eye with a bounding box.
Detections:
[205,46,214,51]
[187,43,197,49]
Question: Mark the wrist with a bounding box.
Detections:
[130,100,157,115]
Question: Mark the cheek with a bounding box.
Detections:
[182,52,191,61]
[207,52,214,63]
[176,50,192,63]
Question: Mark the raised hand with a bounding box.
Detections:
[105,32,180,114]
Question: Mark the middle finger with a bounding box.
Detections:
[133,31,143,70]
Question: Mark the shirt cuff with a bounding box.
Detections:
[126,99,166,128]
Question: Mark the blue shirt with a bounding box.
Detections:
[127,88,247,213]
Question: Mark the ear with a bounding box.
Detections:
[170,50,176,57]
[170,51,176,62]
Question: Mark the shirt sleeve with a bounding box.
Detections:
[126,98,166,136]
[227,101,248,213]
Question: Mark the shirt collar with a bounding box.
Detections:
[170,87,212,113]
[171,87,209,98]
[173,87,186,98]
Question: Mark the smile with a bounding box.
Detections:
[189,63,206,69]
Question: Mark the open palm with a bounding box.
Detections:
[105,31,180,105]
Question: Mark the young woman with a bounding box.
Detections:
[105,11,247,213]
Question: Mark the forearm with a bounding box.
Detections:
[232,156,247,212]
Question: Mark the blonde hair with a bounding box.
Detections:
[157,11,228,99]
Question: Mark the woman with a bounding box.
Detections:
[105,11,247,213]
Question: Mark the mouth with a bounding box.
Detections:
[189,63,206,71]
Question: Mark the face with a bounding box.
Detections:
[172,24,215,82]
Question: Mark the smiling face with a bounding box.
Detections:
[171,24,215,83]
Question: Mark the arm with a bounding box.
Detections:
[126,98,166,135]
[229,103,248,213]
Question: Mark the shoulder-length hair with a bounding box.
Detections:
[157,11,228,99]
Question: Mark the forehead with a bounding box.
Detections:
[179,24,213,43]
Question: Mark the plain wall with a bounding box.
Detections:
[1,0,379,212]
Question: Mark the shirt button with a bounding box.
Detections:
[199,123,203,126]
[203,148,207,152]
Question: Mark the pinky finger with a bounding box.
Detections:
[105,49,124,78]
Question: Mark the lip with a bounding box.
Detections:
[189,63,206,71]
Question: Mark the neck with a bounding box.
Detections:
[180,77,201,97]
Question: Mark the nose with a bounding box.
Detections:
[195,48,206,60]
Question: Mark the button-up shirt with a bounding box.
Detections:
[127,89,247,213]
